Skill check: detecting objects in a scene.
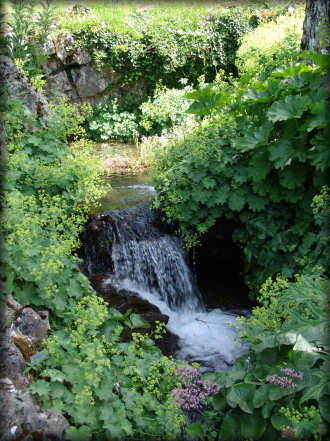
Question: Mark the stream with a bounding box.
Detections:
[82,142,247,372]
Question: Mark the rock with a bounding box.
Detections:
[45,70,79,101]
[70,48,91,65]
[0,334,29,390]
[12,308,50,346]
[41,56,63,75]
[36,35,56,57]
[55,32,76,64]
[0,56,50,121]
[54,32,91,66]
[70,64,114,97]
[0,298,69,440]
[0,386,69,441]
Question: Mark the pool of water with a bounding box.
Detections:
[94,142,155,211]
[94,141,140,159]
[99,172,155,211]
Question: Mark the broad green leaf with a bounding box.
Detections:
[271,413,289,430]
[220,413,243,441]
[243,88,272,103]
[248,150,271,183]
[129,313,151,329]
[202,177,216,189]
[50,382,69,400]
[268,384,288,401]
[299,382,324,405]
[228,189,246,211]
[268,140,295,170]
[267,95,311,122]
[308,132,330,171]
[30,380,50,397]
[227,383,256,413]
[240,412,267,440]
[214,186,230,204]
[212,393,227,411]
[65,425,92,441]
[261,401,275,419]
[185,86,225,116]
[234,122,272,151]
[186,422,205,440]
[247,193,268,211]
[272,61,312,79]
[299,50,330,69]
[43,369,65,383]
[253,385,268,408]
[319,394,330,423]
[278,163,307,189]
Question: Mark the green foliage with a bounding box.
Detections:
[1,98,107,322]
[189,271,329,440]
[31,294,185,440]
[3,0,57,85]
[236,13,303,84]
[152,54,329,286]
[86,99,138,142]
[72,8,250,94]
[49,98,93,141]
[139,81,193,136]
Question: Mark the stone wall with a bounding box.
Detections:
[39,32,147,107]
[0,296,69,441]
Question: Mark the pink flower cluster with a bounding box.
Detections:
[281,427,299,440]
[172,366,221,412]
[267,368,303,390]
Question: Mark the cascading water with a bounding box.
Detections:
[81,203,246,371]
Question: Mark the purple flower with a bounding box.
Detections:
[281,427,299,440]
[172,366,221,412]
[266,368,303,390]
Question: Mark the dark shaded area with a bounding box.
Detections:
[191,219,252,311]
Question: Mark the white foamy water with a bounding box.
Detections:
[121,185,155,192]
[111,277,246,372]
[87,205,247,372]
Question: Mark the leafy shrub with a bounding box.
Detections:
[185,270,329,441]
[152,54,329,286]
[139,82,193,136]
[86,99,138,142]
[30,294,185,440]
[73,9,251,94]
[139,115,198,165]
[2,98,107,323]
[49,97,92,141]
[236,13,304,83]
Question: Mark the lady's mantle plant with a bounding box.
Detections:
[30,294,185,440]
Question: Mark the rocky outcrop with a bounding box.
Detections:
[38,32,146,107]
[0,56,50,121]
[0,296,69,441]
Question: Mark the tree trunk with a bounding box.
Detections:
[301,0,330,54]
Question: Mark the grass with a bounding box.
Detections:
[3,0,306,35]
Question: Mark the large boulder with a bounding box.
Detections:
[0,56,50,121]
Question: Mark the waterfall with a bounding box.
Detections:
[81,204,246,371]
